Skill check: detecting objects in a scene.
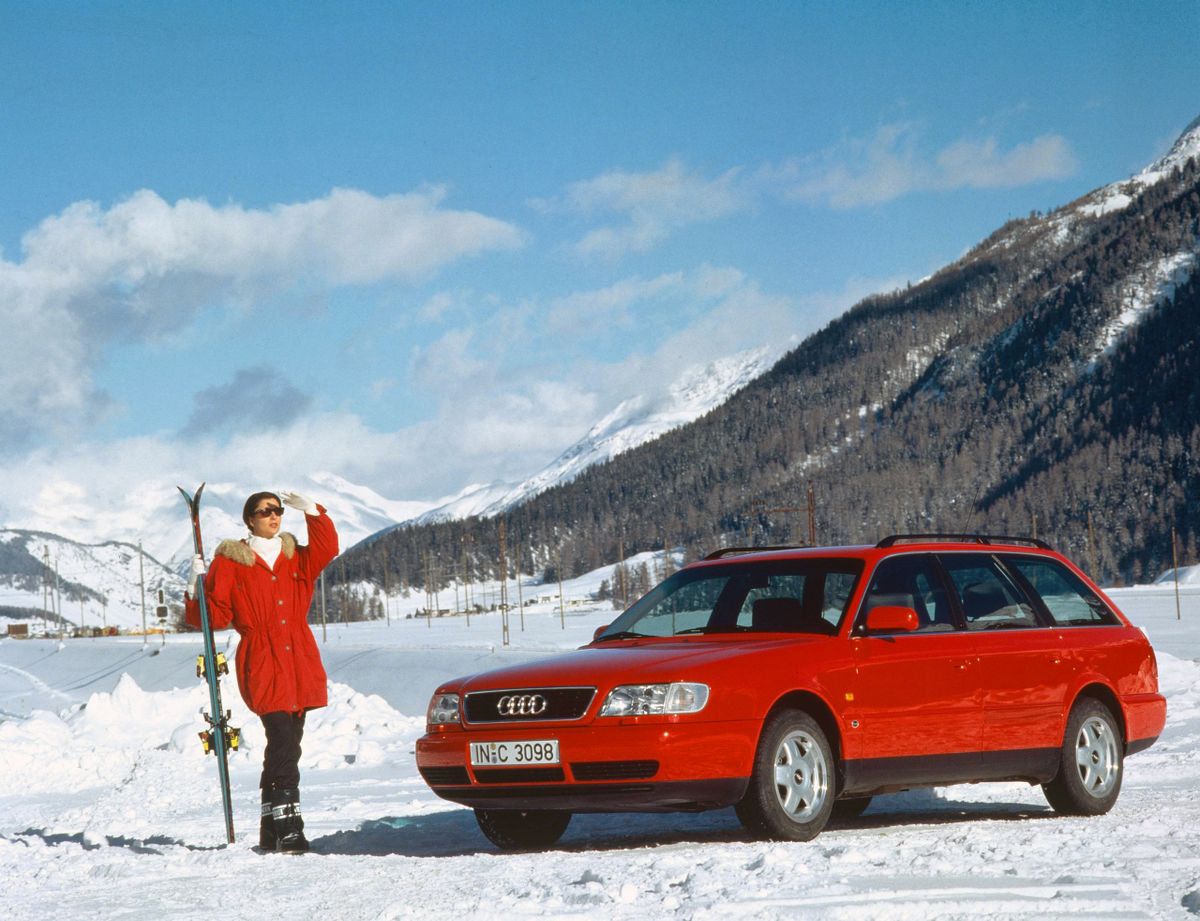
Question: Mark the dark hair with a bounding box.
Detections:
[242,491,282,528]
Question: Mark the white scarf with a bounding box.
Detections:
[247,534,282,568]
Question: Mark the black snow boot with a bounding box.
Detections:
[258,789,276,851]
[270,786,309,854]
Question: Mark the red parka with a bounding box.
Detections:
[185,507,338,715]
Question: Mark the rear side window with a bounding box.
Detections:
[1003,556,1119,626]
[939,553,1038,631]
[859,554,957,633]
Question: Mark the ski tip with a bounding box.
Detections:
[177,483,206,507]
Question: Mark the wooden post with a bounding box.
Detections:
[1087,511,1099,583]
[1173,526,1182,622]
[808,484,817,546]
[557,545,566,630]
[499,521,510,646]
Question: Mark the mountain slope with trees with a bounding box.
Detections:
[337,120,1200,603]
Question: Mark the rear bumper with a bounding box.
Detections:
[416,718,757,813]
[1122,692,1167,754]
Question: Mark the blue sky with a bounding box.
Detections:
[0,1,1197,530]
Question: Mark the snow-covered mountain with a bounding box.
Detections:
[0,345,785,618]
[0,530,182,631]
[409,345,784,524]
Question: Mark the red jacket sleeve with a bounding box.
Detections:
[298,505,339,581]
[183,555,237,630]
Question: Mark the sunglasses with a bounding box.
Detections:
[252,506,285,519]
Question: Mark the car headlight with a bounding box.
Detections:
[426,691,461,726]
[598,682,709,717]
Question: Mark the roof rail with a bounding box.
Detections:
[703,545,807,561]
[876,533,1052,550]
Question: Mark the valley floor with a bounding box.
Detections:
[1,586,1198,920]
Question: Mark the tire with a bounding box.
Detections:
[473,808,571,850]
[830,795,873,822]
[1042,698,1123,816]
[735,709,834,841]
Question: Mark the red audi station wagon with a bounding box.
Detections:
[416,535,1166,849]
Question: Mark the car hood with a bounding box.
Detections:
[449,635,830,693]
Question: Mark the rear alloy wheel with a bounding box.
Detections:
[1042,698,1123,816]
[735,709,834,841]
[473,808,571,850]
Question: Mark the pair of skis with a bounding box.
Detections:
[179,483,239,845]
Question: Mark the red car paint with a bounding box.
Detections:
[416,537,1165,842]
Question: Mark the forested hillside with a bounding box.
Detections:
[337,132,1200,598]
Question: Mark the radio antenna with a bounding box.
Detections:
[962,480,984,533]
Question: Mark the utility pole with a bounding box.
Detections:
[557,545,566,630]
[748,486,818,547]
[319,572,328,643]
[498,521,510,646]
[1173,526,1182,622]
[424,554,433,629]
[42,545,50,636]
[55,557,64,642]
[462,533,473,627]
[139,541,147,645]
[380,543,391,627]
[1087,511,1099,582]
[617,536,627,608]
[515,542,525,632]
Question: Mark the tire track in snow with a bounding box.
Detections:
[0,661,75,703]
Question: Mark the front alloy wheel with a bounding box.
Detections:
[1043,698,1123,816]
[736,709,834,841]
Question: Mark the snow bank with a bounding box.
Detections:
[0,670,422,798]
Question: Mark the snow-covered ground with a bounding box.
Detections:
[2,582,1199,920]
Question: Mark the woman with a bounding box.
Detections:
[186,489,338,854]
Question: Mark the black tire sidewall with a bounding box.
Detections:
[1047,699,1124,815]
[741,709,835,841]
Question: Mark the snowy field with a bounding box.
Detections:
[2,582,1199,920]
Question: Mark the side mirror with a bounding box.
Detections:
[592,624,610,642]
[865,605,919,634]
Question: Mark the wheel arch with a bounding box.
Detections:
[1068,681,1127,745]
[764,690,846,793]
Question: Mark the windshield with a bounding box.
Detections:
[596,559,864,640]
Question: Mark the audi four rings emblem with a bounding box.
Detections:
[496,694,548,716]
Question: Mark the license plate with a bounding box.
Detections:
[469,739,560,767]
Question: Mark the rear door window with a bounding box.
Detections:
[1002,556,1119,626]
[938,553,1039,631]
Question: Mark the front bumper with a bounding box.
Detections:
[416,719,757,813]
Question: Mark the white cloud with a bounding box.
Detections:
[546,272,685,333]
[550,159,749,259]
[781,123,1078,208]
[0,187,523,448]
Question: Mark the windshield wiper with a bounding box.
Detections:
[595,630,651,641]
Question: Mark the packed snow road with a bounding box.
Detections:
[1,588,1199,920]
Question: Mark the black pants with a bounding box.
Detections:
[260,710,306,790]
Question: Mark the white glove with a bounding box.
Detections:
[188,554,206,597]
[280,491,319,515]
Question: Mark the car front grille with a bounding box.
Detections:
[570,760,659,781]
[464,687,596,723]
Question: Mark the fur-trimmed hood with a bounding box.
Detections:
[215,533,297,567]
